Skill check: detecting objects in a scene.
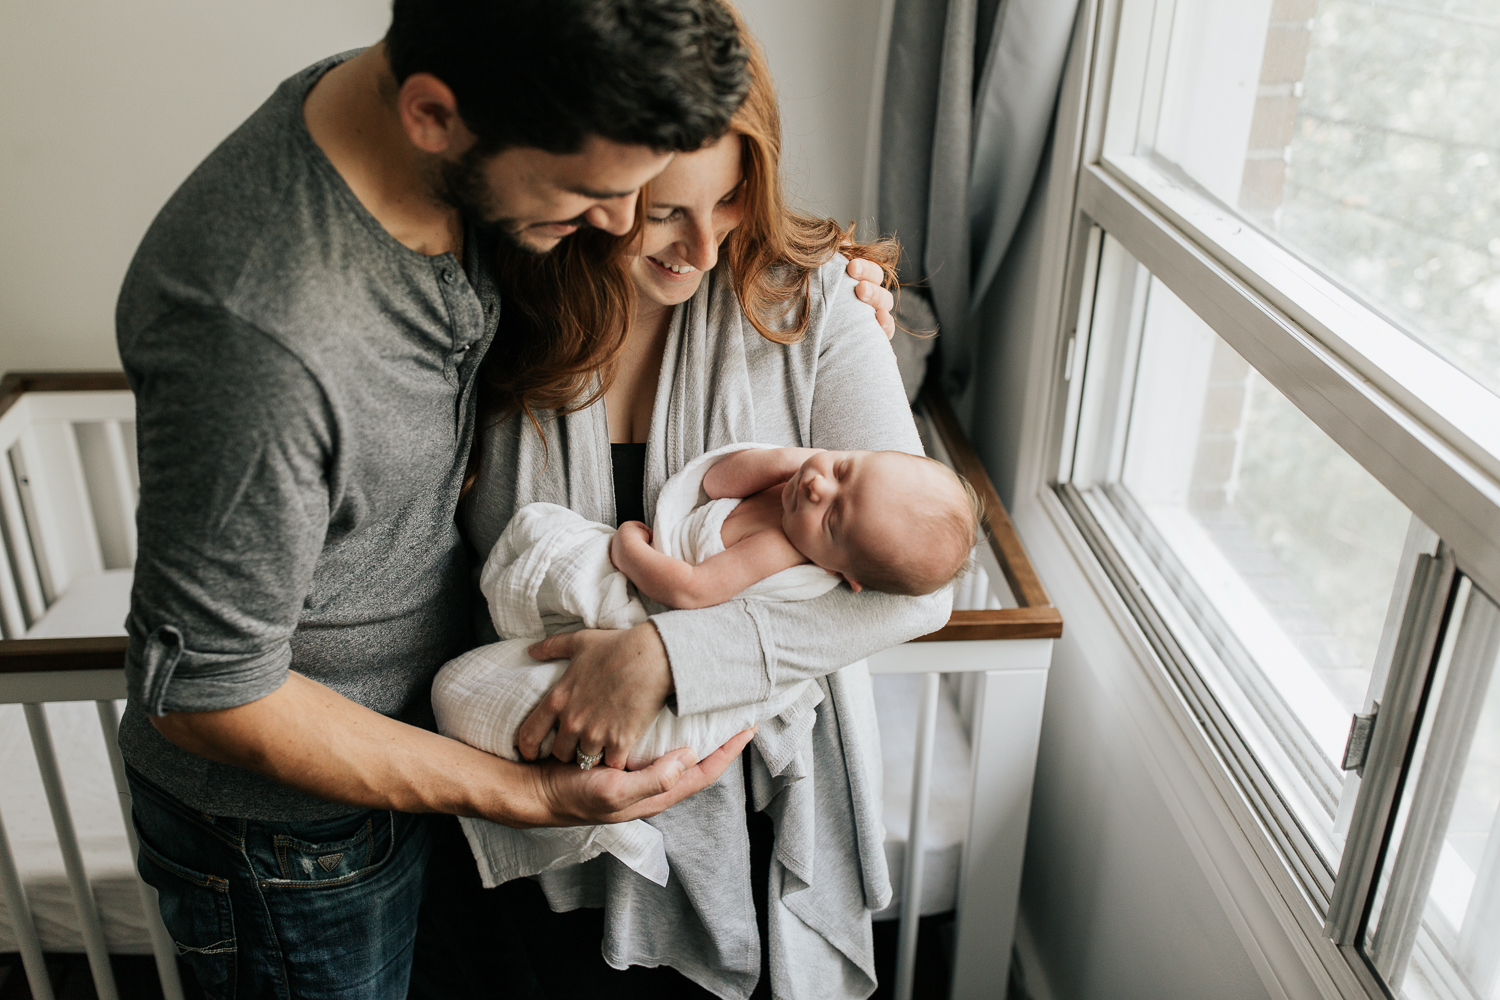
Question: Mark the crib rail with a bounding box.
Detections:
[0,372,184,1000]
[914,387,1061,642]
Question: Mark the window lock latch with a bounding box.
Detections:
[1341,704,1378,775]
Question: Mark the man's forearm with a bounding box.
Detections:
[151,671,551,825]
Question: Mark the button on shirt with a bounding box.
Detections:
[115,52,499,821]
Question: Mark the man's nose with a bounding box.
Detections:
[584,197,637,236]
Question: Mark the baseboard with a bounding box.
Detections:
[1011,909,1059,1000]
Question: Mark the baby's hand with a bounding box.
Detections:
[610,520,653,571]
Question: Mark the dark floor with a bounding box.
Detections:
[3,913,1008,999]
[870,912,955,1000]
[0,954,203,1000]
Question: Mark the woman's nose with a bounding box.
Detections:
[681,220,718,271]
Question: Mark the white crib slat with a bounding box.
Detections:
[893,672,941,1000]
[0,807,56,1000]
[95,701,186,1000]
[18,422,106,596]
[0,451,47,624]
[73,421,137,571]
[103,421,138,564]
[23,704,120,1000]
[0,542,24,638]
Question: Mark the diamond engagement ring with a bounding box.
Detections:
[577,750,603,771]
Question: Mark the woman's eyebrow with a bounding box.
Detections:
[651,179,743,211]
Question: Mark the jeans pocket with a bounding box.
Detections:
[135,835,236,1000]
[270,811,391,885]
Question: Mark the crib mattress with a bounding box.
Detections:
[871,672,971,921]
[1,569,152,954]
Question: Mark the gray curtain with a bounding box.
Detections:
[877,0,1080,398]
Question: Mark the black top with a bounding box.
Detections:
[611,442,648,527]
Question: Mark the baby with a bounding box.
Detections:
[433,443,979,888]
[611,446,981,607]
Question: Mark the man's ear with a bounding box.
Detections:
[397,72,470,155]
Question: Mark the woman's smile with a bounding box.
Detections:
[646,255,698,279]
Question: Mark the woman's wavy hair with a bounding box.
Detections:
[478,7,901,434]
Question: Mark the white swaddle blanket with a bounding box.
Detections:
[432,443,840,887]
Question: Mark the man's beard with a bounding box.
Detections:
[437,146,571,257]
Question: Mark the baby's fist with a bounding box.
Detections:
[610,520,652,569]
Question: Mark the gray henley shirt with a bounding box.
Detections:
[116,52,498,820]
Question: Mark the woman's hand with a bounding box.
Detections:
[519,622,674,770]
[515,729,754,827]
[846,257,896,339]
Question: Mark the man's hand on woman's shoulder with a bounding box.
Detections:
[845,257,896,339]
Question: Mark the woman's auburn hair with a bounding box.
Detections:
[480,13,901,431]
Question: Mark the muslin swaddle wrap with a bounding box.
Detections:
[432,443,840,887]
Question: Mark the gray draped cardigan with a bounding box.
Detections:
[461,257,952,999]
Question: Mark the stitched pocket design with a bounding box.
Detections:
[273,818,376,883]
[135,836,236,1000]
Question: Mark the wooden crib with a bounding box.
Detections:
[0,371,1059,1000]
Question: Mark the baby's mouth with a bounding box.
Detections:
[648,256,697,277]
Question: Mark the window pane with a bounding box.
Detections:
[1147,0,1500,397]
[1103,266,1411,858]
[1364,581,1500,1000]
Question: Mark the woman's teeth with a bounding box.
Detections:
[652,257,696,275]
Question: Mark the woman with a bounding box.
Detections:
[462,29,951,1000]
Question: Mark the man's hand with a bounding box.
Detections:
[149,669,743,828]
[520,622,674,769]
[846,257,896,339]
[517,730,754,827]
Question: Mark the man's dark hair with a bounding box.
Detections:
[386,0,749,156]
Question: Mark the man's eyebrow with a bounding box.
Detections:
[565,185,637,200]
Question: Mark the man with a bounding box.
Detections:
[117,3,755,996]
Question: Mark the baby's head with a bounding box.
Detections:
[780,449,982,596]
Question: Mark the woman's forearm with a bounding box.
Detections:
[652,585,952,716]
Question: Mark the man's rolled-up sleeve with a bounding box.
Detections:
[123,308,333,716]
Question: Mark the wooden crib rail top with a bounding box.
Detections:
[914,387,1062,643]
[0,372,1060,680]
[0,370,130,422]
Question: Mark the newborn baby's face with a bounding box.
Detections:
[780,450,921,591]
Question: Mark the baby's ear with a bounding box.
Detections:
[840,574,864,593]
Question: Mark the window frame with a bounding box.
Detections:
[1035,1,1500,997]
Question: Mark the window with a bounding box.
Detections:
[1054,1,1500,996]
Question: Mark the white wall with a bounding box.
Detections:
[0,1,879,375]
[734,0,882,227]
[0,1,391,373]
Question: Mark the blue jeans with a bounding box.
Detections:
[127,767,433,1000]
